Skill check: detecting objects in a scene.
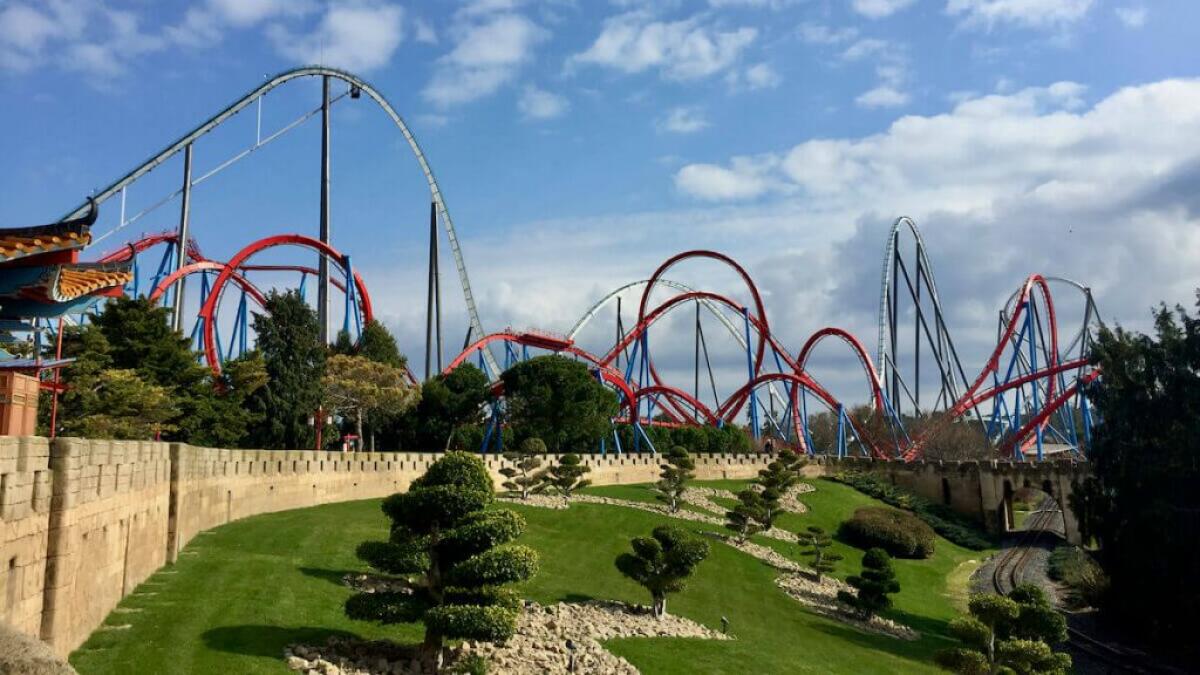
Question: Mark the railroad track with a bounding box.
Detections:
[990,498,1156,672]
[990,496,1059,595]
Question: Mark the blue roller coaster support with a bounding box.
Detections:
[742,308,759,439]
[835,404,847,458]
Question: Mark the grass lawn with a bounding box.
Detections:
[71,478,989,674]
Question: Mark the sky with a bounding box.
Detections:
[1,0,1198,411]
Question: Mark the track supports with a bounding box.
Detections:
[318,75,332,345]
[425,201,442,380]
[171,143,193,332]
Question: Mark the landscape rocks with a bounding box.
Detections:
[461,600,729,674]
[713,534,919,641]
[342,573,411,594]
[283,600,729,675]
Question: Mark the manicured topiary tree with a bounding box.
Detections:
[725,489,767,543]
[346,452,539,667]
[654,446,695,513]
[756,458,799,527]
[935,590,1072,675]
[777,448,808,478]
[837,547,900,619]
[542,453,591,498]
[500,437,547,500]
[798,525,842,581]
[615,525,710,618]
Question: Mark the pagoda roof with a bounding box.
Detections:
[0,199,97,264]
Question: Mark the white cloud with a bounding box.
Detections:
[851,0,917,19]
[268,2,405,72]
[946,0,1095,30]
[675,154,785,200]
[842,38,912,109]
[570,11,757,81]
[744,62,782,89]
[797,22,859,45]
[658,106,710,133]
[1114,6,1147,28]
[518,84,569,119]
[208,0,313,28]
[856,85,910,108]
[0,2,171,79]
[423,11,548,106]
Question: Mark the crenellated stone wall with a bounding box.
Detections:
[0,437,768,657]
[812,456,1091,544]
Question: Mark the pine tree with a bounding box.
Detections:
[246,290,326,450]
[615,525,710,619]
[725,489,767,543]
[778,448,808,477]
[500,437,547,499]
[346,452,538,668]
[542,453,591,497]
[798,525,842,581]
[838,547,900,618]
[755,458,799,529]
[654,446,695,513]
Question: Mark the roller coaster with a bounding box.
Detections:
[449,233,1102,462]
[3,67,1101,461]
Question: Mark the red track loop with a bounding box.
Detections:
[199,234,373,375]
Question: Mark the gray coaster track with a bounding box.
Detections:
[57,65,499,377]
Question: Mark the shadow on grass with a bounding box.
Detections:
[299,567,357,587]
[558,593,596,603]
[201,625,360,659]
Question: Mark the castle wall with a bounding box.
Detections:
[0,438,767,657]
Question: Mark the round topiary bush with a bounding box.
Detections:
[838,506,936,559]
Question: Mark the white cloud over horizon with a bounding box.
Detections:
[570,11,757,81]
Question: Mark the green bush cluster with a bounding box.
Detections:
[839,507,936,559]
[619,422,753,455]
[828,473,991,550]
[1048,545,1109,609]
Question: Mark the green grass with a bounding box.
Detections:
[71,478,989,674]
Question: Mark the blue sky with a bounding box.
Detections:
[2,0,1199,406]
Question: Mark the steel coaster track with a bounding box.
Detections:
[57,65,498,376]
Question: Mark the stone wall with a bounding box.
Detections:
[0,437,768,657]
[812,456,1090,543]
[0,437,51,638]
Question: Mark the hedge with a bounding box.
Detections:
[828,472,992,550]
[839,507,936,559]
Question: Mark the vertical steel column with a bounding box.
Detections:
[915,242,921,412]
[425,201,437,380]
[171,143,193,331]
[434,208,442,372]
[318,75,332,344]
[694,301,701,418]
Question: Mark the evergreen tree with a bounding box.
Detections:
[838,547,900,618]
[778,448,808,477]
[798,525,842,581]
[725,489,767,543]
[615,525,710,618]
[499,437,547,499]
[1070,297,1200,650]
[541,453,591,497]
[936,590,1072,675]
[501,356,619,453]
[654,446,695,513]
[331,319,407,369]
[347,452,538,667]
[391,364,489,451]
[246,291,325,450]
[755,457,799,528]
[51,300,263,445]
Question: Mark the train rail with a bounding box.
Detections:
[990,498,1155,672]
